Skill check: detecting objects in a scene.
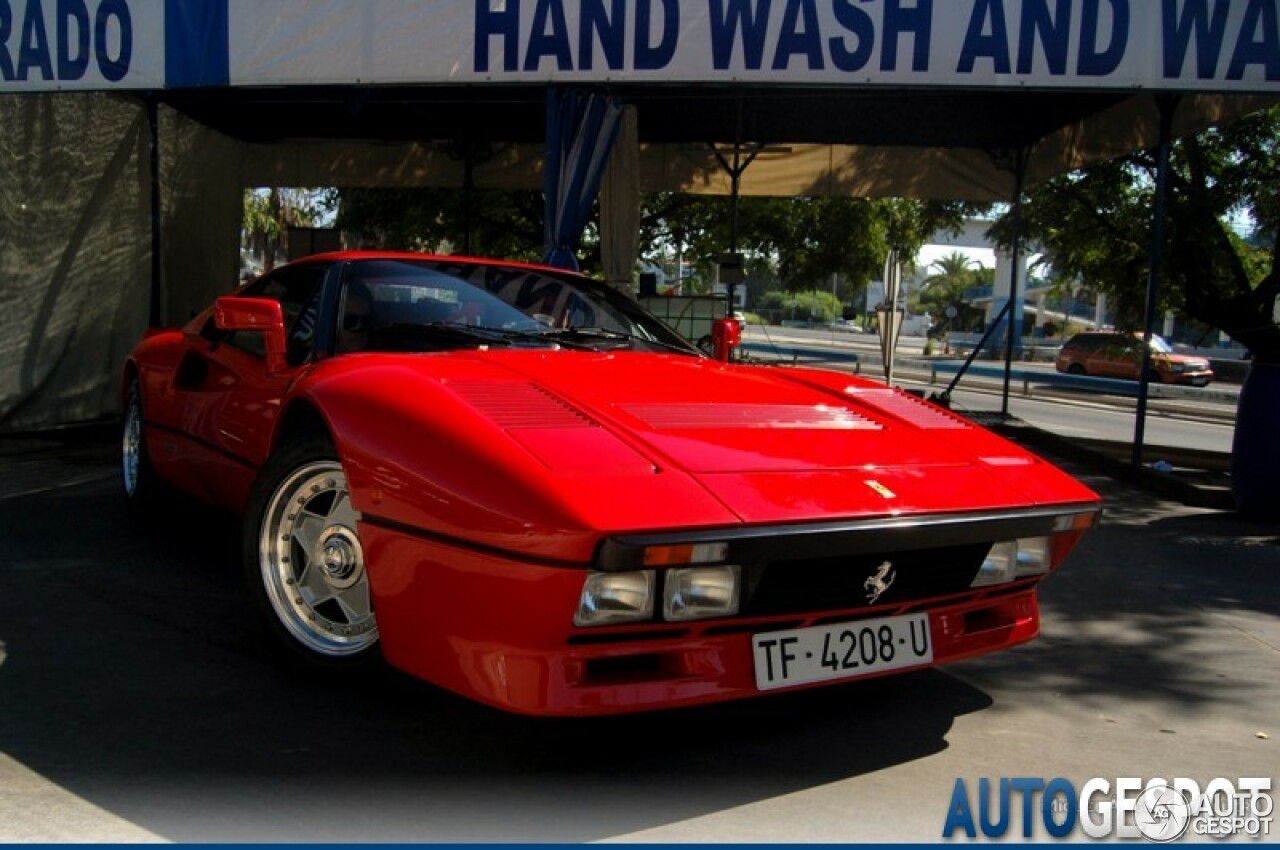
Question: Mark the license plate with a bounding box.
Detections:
[752,613,933,691]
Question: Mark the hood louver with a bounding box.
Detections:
[447,380,595,429]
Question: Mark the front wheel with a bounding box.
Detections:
[243,437,379,667]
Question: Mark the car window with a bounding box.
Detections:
[335,259,695,355]
[1065,335,1098,353]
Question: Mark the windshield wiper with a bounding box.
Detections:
[539,326,696,355]
[376,322,600,351]
[375,322,694,355]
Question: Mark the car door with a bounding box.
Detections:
[1088,338,1135,378]
[175,263,330,507]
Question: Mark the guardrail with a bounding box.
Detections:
[928,360,1142,396]
[927,360,1241,406]
[740,341,861,374]
[947,335,1061,362]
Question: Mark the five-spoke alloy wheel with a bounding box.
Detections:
[246,439,379,666]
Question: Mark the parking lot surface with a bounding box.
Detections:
[0,430,1275,842]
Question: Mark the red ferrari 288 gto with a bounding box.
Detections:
[123,252,1100,716]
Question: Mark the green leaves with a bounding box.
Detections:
[992,105,1280,360]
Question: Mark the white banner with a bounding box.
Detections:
[0,0,163,91]
[1,0,1278,93]
[227,0,1280,91]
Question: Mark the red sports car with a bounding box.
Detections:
[123,252,1100,716]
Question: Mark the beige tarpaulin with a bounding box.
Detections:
[238,93,1278,201]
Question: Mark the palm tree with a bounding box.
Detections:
[915,251,982,326]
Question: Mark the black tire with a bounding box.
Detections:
[1067,363,1087,376]
[242,435,381,670]
[121,377,169,526]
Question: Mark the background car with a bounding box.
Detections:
[1055,331,1214,386]
[123,252,1100,716]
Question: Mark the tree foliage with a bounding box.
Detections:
[242,188,325,271]
[990,104,1280,362]
[912,251,991,330]
[755,289,843,323]
[331,186,982,299]
[334,187,554,267]
[640,194,981,295]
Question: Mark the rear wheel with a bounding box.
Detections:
[122,377,166,523]
[243,437,380,667]
[1066,363,1087,376]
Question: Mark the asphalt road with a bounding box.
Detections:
[1,439,1275,842]
[932,386,1236,455]
[745,326,1238,455]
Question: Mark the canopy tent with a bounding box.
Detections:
[2,0,1278,430]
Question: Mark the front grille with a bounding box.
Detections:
[740,543,990,616]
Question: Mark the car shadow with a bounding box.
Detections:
[0,476,992,842]
[959,466,1279,714]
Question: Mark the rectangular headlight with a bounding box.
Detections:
[574,570,655,627]
[972,536,1055,588]
[971,541,1017,587]
[1014,536,1052,577]
[663,565,741,621]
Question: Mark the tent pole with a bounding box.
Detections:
[1133,95,1180,467]
[1001,148,1029,417]
[147,97,163,327]
[462,150,474,256]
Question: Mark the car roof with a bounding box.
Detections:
[290,250,587,279]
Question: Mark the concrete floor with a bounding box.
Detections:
[0,430,1275,842]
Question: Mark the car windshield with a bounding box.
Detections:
[1147,335,1173,354]
[336,259,697,356]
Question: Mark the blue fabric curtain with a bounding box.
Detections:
[543,89,624,271]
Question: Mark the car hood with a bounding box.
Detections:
[452,351,1097,523]
[308,350,1098,552]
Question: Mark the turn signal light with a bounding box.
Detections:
[642,541,729,567]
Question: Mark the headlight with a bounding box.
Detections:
[574,570,655,626]
[663,565,741,621]
[1014,536,1052,577]
[971,541,1017,587]
[971,536,1053,587]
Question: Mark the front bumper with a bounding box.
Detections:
[361,521,1047,716]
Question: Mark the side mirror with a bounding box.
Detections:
[711,316,741,363]
[214,296,288,373]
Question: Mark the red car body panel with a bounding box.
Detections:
[125,252,1100,715]
[363,522,1050,715]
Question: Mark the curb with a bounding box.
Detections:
[987,418,1236,511]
